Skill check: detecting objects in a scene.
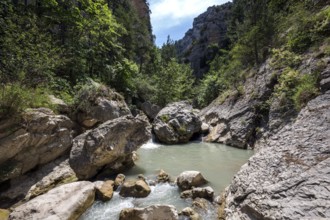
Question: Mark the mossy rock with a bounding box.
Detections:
[0,209,9,220]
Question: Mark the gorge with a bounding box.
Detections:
[0,0,330,220]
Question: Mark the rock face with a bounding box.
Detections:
[153,102,202,144]
[0,108,73,183]
[222,92,330,220]
[0,157,77,208]
[176,3,232,78]
[119,179,151,198]
[69,114,151,179]
[9,181,95,220]
[75,81,131,128]
[199,60,278,149]
[176,171,207,190]
[119,205,179,220]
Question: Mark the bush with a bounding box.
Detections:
[270,49,302,69]
[293,74,320,109]
[0,83,54,119]
[273,68,320,111]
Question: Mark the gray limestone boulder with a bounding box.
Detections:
[153,101,202,144]
[69,114,151,179]
[9,181,95,220]
[176,171,207,190]
[0,108,73,183]
[119,205,179,220]
[75,80,131,128]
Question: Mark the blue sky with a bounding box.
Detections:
[149,0,231,46]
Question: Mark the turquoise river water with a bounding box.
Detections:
[80,140,253,220]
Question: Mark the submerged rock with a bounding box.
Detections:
[119,205,179,220]
[0,108,73,183]
[157,169,171,183]
[153,101,202,144]
[119,179,151,198]
[9,181,95,220]
[176,171,207,190]
[69,114,151,179]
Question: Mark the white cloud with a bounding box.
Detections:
[150,0,222,29]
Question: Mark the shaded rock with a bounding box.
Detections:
[153,102,202,144]
[0,108,73,183]
[0,209,9,220]
[199,59,279,148]
[114,174,126,190]
[69,114,151,179]
[192,187,214,201]
[9,181,95,220]
[95,180,114,202]
[222,92,330,220]
[119,205,179,220]
[157,169,171,183]
[177,171,207,190]
[180,207,201,220]
[119,179,151,198]
[75,81,131,128]
[140,101,161,120]
[0,158,77,209]
[320,69,330,93]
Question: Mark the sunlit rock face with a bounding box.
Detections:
[176,2,232,78]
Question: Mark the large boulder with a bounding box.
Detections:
[119,179,151,198]
[75,80,131,128]
[176,171,207,190]
[0,108,73,183]
[222,92,330,220]
[69,114,151,179]
[153,101,202,144]
[9,181,95,220]
[119,205,179,220]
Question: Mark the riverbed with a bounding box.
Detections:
[80,141,253,219]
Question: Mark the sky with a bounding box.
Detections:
[149,0,231,46]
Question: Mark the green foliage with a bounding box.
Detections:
[293,74,320,109]
[151,59,195,107]
[0,1,59,86]
[270,49,302,69]
[274,69,320,111]
[0,83,55,119]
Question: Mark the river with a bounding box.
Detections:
[80,140,253,219]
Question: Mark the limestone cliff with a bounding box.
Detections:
[199,46,330,219]
[176,2,232,78]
